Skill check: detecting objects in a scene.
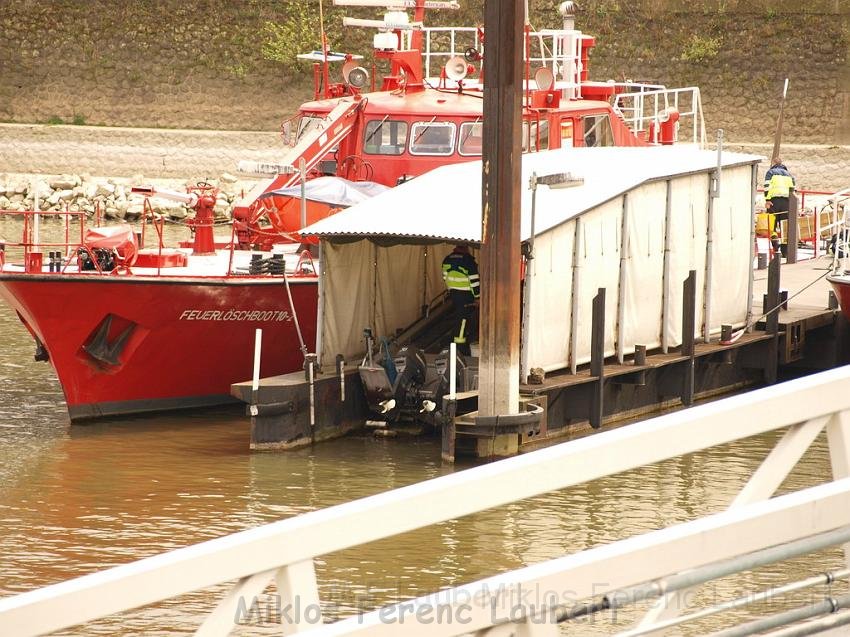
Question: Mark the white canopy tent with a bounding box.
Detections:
[302,147,761,376]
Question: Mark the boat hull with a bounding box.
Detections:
[0,273,318,420]
[828,274,850,321]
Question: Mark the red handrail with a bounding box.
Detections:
[0,208,314,279]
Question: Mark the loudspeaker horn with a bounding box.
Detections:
[344,65,370,89]
[534,67,555,92]
[445,55,468,82]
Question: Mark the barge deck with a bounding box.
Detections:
[233,254,849,458]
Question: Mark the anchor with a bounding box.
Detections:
[34,337,49,362]
[82,316,135,367]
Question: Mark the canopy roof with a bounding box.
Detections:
[301,146,762,243]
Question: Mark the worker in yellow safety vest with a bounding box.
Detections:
[764,160,796,256]
[442,244,480,357]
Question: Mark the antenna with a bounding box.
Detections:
[318,0,330,97]
[771,78,789,165]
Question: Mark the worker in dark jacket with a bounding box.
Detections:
[764,161,796,256]
[442,244,479,356]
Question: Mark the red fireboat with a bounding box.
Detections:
[0,0,705,421]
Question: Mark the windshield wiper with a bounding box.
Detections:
[413,116,438,145]
[364,115,390,146]
[460,117,482,148]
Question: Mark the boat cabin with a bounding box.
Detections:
[293,91,636,187]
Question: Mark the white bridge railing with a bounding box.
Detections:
[3,368,850,636]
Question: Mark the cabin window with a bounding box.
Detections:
[363,119,409,155]
[409,122,456,156]
[458,121,483,156]
[560,120,574,148]
[582,114,615,147]
[522,120,550,152]
[297,115,325,142]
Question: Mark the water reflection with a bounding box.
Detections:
[0,218,846,635]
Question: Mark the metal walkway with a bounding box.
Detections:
[3,367,850,636]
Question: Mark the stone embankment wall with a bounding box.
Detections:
[0,1,303,131]
[1,125,848,199]
[0,125,277,219]
[578,2,850,145]
[729,143,850,192]
[1,1,848,144]
[0,171,256,222]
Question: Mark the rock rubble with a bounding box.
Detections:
[0,172,259,222]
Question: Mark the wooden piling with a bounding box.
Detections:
[590,288,605,428]
[478,0,523,418]
[786,192,798,264]
[765,256,781,384]
[682,270,697,406]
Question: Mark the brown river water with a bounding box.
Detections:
[0,221,844,636]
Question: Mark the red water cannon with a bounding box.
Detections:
[131,182,219,255]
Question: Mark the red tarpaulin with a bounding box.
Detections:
[83,225,138,266]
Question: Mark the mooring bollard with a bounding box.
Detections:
[250,328,262,417]
[305,353,318,429]
[829,290,839,310]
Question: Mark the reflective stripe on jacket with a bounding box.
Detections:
[442,252,480,298]
[764,164,795,200]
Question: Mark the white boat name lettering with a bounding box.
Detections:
[179,310,292,322]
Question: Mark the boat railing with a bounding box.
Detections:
[2,367,850,636]
[0,203,315,279]
[421,26,479,81]
[0,205,166,275]
[825,186,850,273]
[421,26,583,97]
[527,28,583,98]
[613,84,706,147]
[764,187,850,262]
[0,208,87,271]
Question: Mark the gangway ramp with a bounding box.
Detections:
[2,367,850,635]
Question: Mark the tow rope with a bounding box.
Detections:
[281,262,308,361]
